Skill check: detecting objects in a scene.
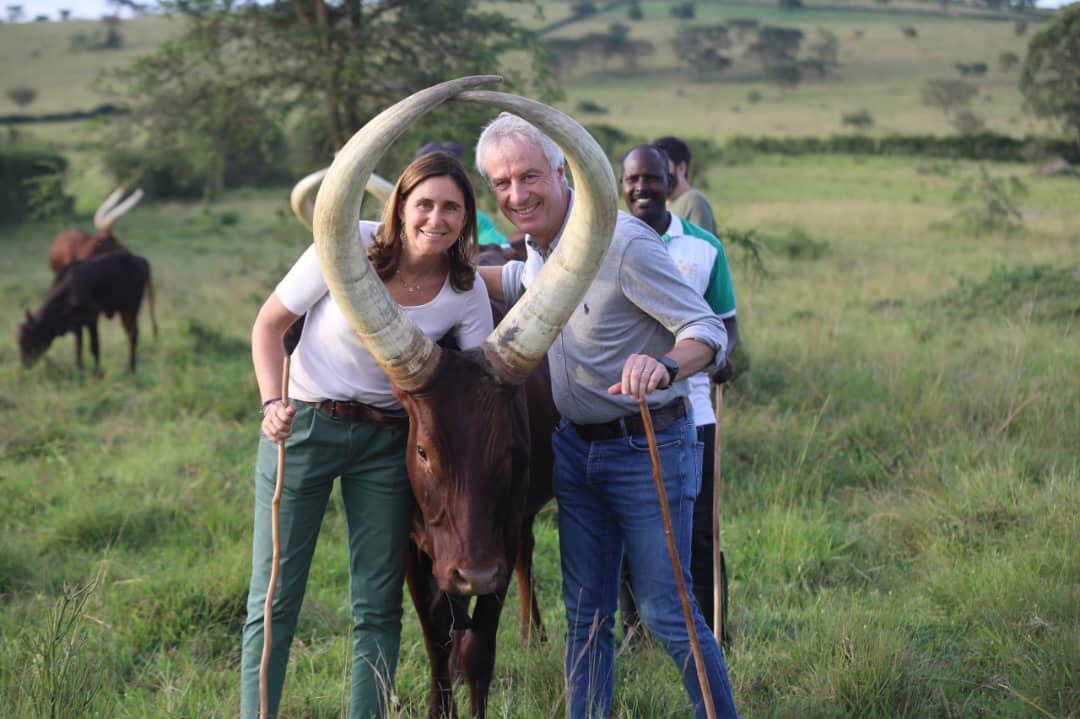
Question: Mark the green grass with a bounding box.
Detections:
[1,151,1077,717]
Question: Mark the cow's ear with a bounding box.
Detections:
[24,309,33,324]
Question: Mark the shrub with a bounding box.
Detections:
[902,26,918,38]
[841,109,874,130]
[627,1,643,20]
[0,145,71,223]
[951,110,985,133]
[999,52,1020,72]
[671,2,695,19]
[6,85,38,107]
[575,100,608,115]
[952,165,1027,236]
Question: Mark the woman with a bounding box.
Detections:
[241,151,493,719]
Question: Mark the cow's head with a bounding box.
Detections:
[307,76,618,596]
[17,310,50,366]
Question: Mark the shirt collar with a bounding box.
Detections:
[661,212,682,244]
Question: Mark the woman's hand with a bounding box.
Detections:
[261,400,296,444]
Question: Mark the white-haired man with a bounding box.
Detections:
[475,113,740,719]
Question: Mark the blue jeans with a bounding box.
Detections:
[553,414,739,719]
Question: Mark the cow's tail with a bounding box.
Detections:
[145,270,158,340]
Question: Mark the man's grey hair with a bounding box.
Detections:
[475,112,566,187]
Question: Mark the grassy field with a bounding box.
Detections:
[0,151,1076,717]
[1,0,1077,716]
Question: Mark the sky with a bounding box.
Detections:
[7,0,1074,22]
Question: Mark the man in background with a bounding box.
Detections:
[619,143,739,640]
[653,135,718,235]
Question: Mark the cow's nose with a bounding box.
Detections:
[448,565,503,595]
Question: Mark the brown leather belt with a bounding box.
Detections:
[305,399,409,429]
[571,399,688,442]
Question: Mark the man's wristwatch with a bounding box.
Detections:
[658,355,679,388]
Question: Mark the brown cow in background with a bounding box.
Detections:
[47,187,143,273]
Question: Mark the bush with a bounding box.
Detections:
[576,100,608,115]
[671,2,695,19]
[6,85,38,108]
[0,146,71,224]
[841,110,874,130]
[724,132,1080,163]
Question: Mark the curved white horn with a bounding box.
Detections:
[460,90,618,385]
[290,168,395,232]
[313,75,502,391]
[98,188,144,230]
[93,186,127,230]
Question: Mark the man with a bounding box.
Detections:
[415,140,508,247]
[619,144,739,640]
[475,113,740,719]
[653,135,718,235]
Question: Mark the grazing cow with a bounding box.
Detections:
[310,76,617,717]
[19,252,158,373]
[47,187,143,273]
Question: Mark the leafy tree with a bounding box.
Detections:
[675,24,733,80]
[922,78,978,119]
[6,4,23,22]
[103,0,553,197]
[1020,3,1080,144]
[59,8,70,20]
[627,1,642,21]
[749,25,804,89]
[999,51,1019,72]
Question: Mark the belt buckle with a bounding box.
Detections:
[329,399,339,418]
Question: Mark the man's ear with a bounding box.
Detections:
[677,160,690,181]
[666,170,676,197]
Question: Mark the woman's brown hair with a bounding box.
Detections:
[369,152,478,292]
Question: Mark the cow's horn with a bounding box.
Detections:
[290,168,395,232]
[93,186,127,230]
[97,188,145,231]
[313,75,503,391]
[460,90,618,385]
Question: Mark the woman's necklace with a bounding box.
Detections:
[395,269,424,294]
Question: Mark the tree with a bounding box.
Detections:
[675,24,733,81]
[999,51,1019,72]
[6,4,23,22]
[1020,2,1080,145]
[922,78,978,119]
[103,0,554,197]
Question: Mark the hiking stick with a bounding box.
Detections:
[712,383,725,645]
[638,399,716,719]
[259,353,290,719]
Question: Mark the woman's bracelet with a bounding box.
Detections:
[261,397,281,416]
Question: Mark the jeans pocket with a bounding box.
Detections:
[626,432,683,452]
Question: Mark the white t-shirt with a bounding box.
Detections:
[275,221,493,409]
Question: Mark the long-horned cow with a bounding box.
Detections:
[310,76,616,717]
[18,251,158,373]
[48,187,144,273]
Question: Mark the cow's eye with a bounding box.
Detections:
[416,445,427,461]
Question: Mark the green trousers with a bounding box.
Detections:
[240,401,412,718]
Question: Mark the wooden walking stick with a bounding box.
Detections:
[259,313,304,718]
[638,399,717,719]
[259,353,289,718]
[712,383,727,647]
